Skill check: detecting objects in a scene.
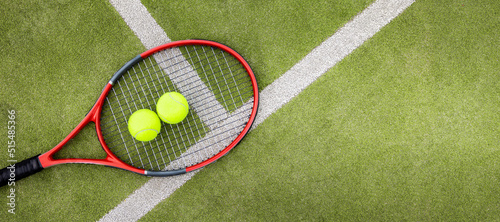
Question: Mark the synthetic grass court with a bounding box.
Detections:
[140,0,500,220]
[0,0,371,220]
[1,0,499,221]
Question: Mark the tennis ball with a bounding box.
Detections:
[128,109,161,142]
[156,92,189,124]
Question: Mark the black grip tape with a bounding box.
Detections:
[0,154,43,187]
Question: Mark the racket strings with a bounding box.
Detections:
[100,75,254,152]
[101,101,253,171]
[98,59,246,125]
[102,54,242,110]
[155,106,252,170]
[110,45,241,99]
[135,50,207,170]
[100,79,253,138]
[100,54,249,134]
[99,65,251,139]
[99,66,249,128]
[101,92,254,148]
[100,44,255,171]
[112,104,252,169]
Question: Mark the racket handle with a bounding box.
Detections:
[0,155,43,187]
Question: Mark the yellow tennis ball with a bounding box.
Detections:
[156,92,189,124]
[128,109,161,142]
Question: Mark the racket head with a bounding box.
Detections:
[97,40,258,175]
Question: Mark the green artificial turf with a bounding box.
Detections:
[0,0,376,220]
[1,0,498,221]
[141,0,375,91]
[0,0,376,221]
[140,0,500,221]
[0,0,149,221]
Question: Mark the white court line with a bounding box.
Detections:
[100,0,415,221]
[109,0,171,48]
[109,0,228,129]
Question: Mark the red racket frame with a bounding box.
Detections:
[35,40,259,176]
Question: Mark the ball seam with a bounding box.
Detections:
[134,128,159,139]
[168,93,189,113]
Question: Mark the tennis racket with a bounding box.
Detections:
[0,40,258,187]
